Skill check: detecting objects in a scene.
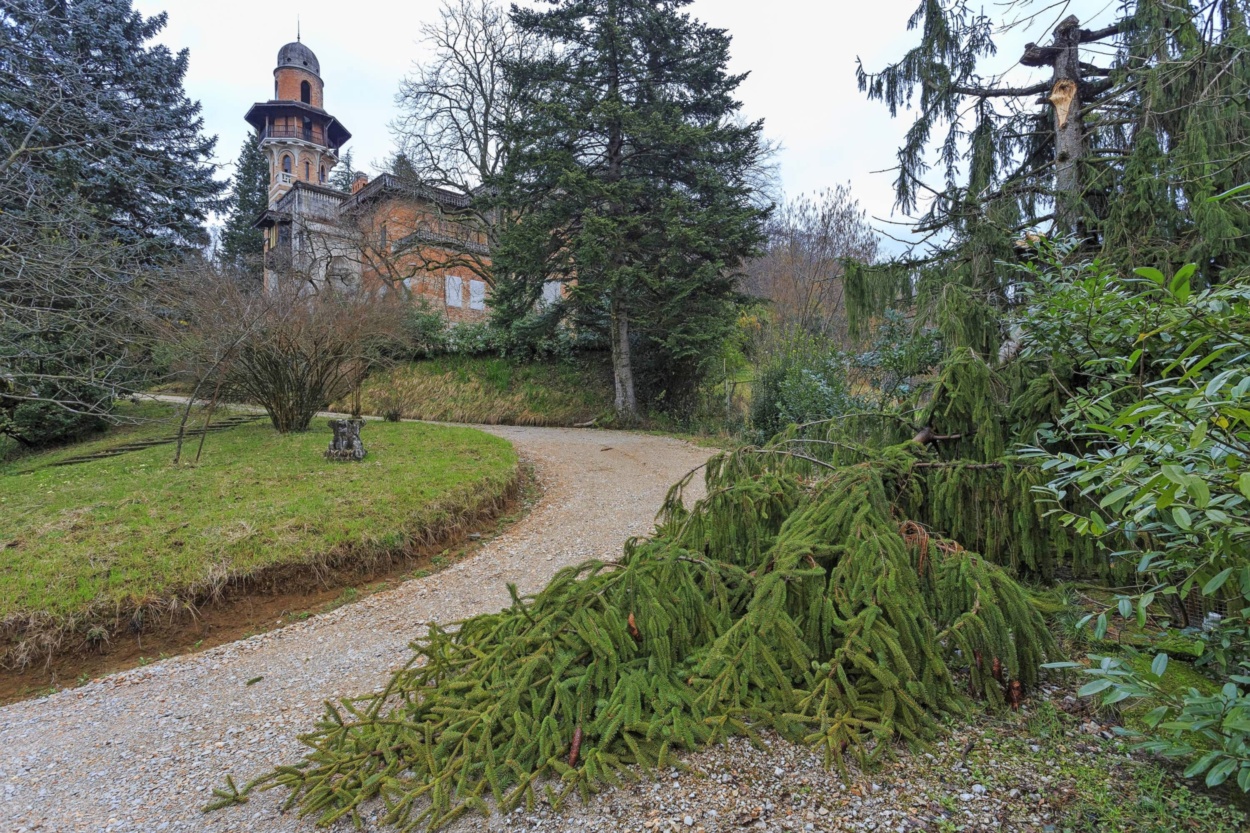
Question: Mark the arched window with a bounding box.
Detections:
[304,160,311,181]
[274,80,279,98]
[300,80,311,104]
[281,155,292,174]
[319,165,326,183]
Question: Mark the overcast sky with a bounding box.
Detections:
[135,0,1117,243]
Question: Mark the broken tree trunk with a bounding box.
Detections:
[1020,15,1121,237]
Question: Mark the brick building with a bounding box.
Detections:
[248,39,491,322]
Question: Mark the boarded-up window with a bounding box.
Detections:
[469,280,487,310]
[540,281,562,308]
[445,275,463,307]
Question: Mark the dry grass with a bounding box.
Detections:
[350,355,614,426]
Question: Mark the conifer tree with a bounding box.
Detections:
[850,0,1250,352]
[213,429,1053,829]
[1,0,223,441]
[218,136,270,279]
[490,0,769,419]
[327,148,356,193]
[2,0,224,256]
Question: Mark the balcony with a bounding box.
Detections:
[259,126,323,146]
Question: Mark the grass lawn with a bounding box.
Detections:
[351,355,614,426]
[0,403,517,664]
[0,399,180,467]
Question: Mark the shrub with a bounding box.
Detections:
[1,381,111,448]
[1019,254,1250,791]
[750,350,863,442]
[169,273,407,434]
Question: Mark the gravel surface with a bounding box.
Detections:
[0,426,712,833]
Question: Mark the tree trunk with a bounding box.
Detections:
[1045,17,1086,236]
[610,294,638,420]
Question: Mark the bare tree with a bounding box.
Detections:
[390,0,537,285]
[743,185,879,344]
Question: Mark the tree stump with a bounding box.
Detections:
[324,419,366,462]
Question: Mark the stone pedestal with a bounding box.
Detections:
[324,419,366,462]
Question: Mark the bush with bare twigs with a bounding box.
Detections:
[168,273,408,434]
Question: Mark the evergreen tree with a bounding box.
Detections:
[1,0,224,256]
[218,136,269,277]
[1,0,222,444]
[849,1,1250,357]
[327,148,356,193]
[490,0,769,419]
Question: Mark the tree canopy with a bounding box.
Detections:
[0,0,223,446]
[489,0,770,418]
[218,136,270,280]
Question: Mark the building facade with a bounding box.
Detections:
[248,40,490,322]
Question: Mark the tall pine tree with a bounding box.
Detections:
[1,0,223,256]
[490,0,769,419]
[218,135,270,278]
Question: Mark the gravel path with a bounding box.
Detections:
[0,426,712,833]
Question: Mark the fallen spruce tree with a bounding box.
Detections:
[208,417,1055,831]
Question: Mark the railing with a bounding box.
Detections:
[259,127,319,144]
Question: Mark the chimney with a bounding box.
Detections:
[351,172,369,195]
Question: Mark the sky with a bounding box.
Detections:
[135,0,1119,245]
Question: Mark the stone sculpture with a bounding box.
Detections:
[325,419,366,461]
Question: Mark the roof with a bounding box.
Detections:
[244,100,352,148]
[277,41,320,76]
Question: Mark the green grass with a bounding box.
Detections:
[0,405,517,664]
[0,399,178,467]
[351,355,613,426]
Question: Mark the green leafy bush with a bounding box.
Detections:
[1020,253,1250,789]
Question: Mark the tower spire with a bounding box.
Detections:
[297,16,301,42]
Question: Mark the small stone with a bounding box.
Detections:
[958,793,974,802]
[684,816,694,827]
[774,767,785,777]
[971,784,987,795]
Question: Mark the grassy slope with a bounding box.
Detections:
[354,355,614,426]
[0,407,517,656]
[0,399,180,467]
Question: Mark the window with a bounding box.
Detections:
[379,224,387,249]
[302,117,313,141]
[469,280,487,311]
[540,281,562,308]
[300,80,311,104]
[444,275,463,307]
[319,165,326,183]
[304,161,311,181]
[282,155,292,174]
[274,80,279,98]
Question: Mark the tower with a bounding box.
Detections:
[244,38,352,207]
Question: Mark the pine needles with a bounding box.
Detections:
[215,438,1054,831]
